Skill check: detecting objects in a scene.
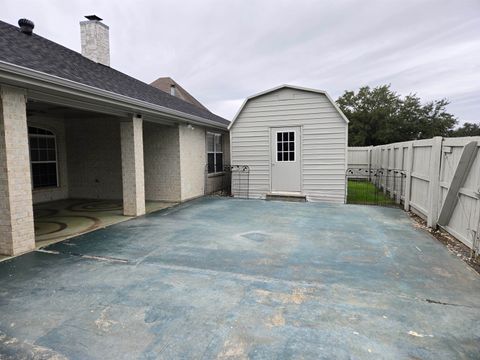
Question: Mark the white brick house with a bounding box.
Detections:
[0,16,229,256]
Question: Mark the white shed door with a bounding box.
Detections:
[271,127,301,192]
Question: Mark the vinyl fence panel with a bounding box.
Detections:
[348,136,480,253]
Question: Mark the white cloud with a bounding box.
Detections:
[2,0,479,124]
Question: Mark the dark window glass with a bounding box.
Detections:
[215,154,223,172]
[207,153,215,173]
[29,127,53,136]
[47,150,56,161]
[31,163,57,188]
[39,137,47,148]
[290,152,295,161]
[30,137,38,148]
[30,149,38,161]
[283,132,288,141]
[207,133,223,173]
[277,133,282,141]
[289,132,294,141]
[29,127,58,188]
[289,142,294,151]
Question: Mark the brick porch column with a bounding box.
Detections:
[0,85,35,256]
[120,116,145,216]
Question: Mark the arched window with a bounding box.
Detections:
[28,126,58,188]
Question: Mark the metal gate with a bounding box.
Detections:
[205,165,250,198]
[346,168,406,207]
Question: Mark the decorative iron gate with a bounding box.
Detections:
[345,168,406,207]
[205,165,250,198]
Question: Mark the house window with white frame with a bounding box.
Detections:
[28,126,58,188]
[207,132,223,174]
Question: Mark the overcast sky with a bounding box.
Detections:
[2,0,479,124]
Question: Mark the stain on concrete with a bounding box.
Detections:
[0,331,67,360]
[94,307,118,332]
[0,197,479,359]
[266,309,286,328]
[240,231,270,243]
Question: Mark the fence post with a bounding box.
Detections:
[404,142,413,211]
[367,145,373,181]
[390,144,395,199]
[396,145,404,204]
[427,136,443,228]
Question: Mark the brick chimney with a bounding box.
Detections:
[80,15,110,66]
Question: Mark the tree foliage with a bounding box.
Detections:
[336,85,458,146]
[449,122,480,137]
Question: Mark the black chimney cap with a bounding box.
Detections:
[18,18,34,35]
[85,15,103,21]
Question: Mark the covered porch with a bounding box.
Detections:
[0,84,186,257]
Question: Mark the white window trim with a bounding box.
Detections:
[207,132,224,175]
[28,127,59,189]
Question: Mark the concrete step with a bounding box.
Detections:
[266,193,306,202]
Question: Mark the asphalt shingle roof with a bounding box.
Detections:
[0,20,229,126]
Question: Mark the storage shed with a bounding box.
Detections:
[229,85,349,203]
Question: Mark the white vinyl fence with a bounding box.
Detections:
[348,136,480,253]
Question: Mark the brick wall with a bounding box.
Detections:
[80,20,110,66]
[120,117,145,216]
[0,85,35,255]
[143,122,181,202]
[179,124,206,201]
[66,116,123,199]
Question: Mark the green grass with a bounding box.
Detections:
[347,180,397,206]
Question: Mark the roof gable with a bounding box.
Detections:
[228,84,349,129]
[150,77,208,111]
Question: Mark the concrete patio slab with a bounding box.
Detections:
[0,197,479,359]
[32,199,176,249]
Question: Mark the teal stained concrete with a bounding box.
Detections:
[0,197,479,359]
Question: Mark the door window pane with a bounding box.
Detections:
[276,131,295,162]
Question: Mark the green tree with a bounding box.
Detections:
[336,85,457,146]
[449,122,480,137]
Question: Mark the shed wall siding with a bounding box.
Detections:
[231,88,347,203]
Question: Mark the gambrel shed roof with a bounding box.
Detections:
[229,84,348,129]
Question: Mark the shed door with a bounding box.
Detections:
[271,127,301,192]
